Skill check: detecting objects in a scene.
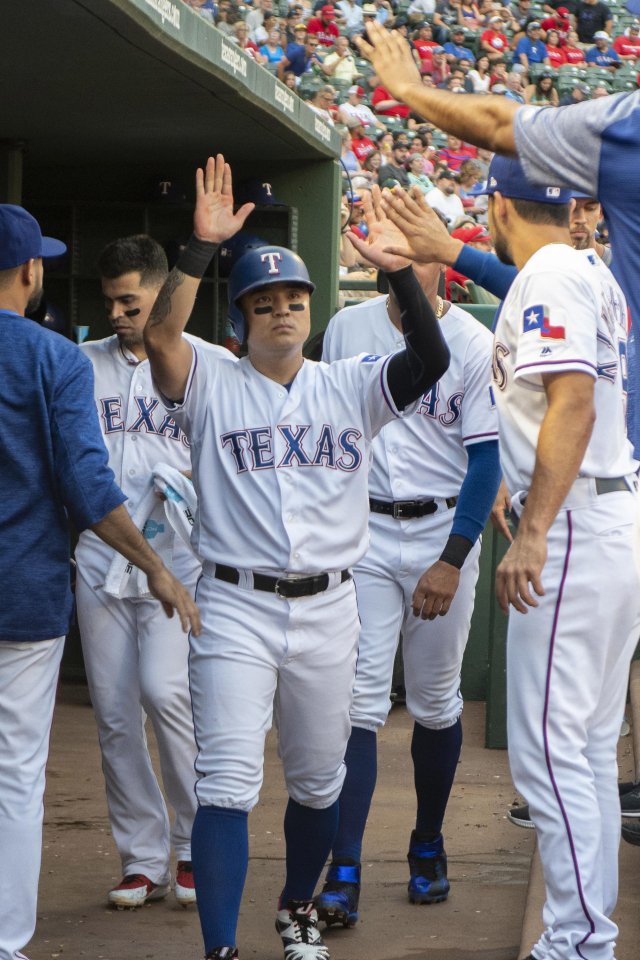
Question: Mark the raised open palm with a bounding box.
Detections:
[194,154,255,245]
[347,186,412,273]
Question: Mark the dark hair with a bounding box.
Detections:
[97,235,169,286]
[511,198,570,227]
[392,131,409,143]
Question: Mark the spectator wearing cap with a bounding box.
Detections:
[336,0,364,36]
[372,80,412,118]
[516,21,551,67]
[338,85,386,128]
[277,31,323,77]
[284,8,304,45]
[541,6,571,41]
[562,29,586,62]
[321,36,362,80]
[429,46,451,84]
[253,11,280,46]
[575,0,612,46]
[439,63,474,91]
[378,140,412,189]
[491,82,508,94]
[481,16,509,60]
[246,0,274,41]
[504,69,526,101]
[585,31,620,70]
[408,0,437,19]
[432,0,464,45]
[524,69,559,104]
[439,133,475,170]
[558,78,590,104]
[413,22,440,61]
[406,152,435,193]
[613,22,640,60]
[444,27,476,62]
[545,30,567,67]
[306,5,340,45]
[390,17,423,65]
[347,117,377,161]
[445,223,493,299]
[309,84,338,123]
[426,170,465,224]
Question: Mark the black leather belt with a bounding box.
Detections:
[214,563,351,599]
[369,496,458,521]
[510,476,631,528]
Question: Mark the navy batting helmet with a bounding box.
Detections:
[218,232,269,278]
[227,245,315,342]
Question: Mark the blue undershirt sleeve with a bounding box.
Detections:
[454,245,517,301]
[439,439,501,568]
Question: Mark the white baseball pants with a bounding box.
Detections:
[0,637,64,960]
[507,491,640,960]
[350,510,481,732]
[189,573,360,812]
[76,573,199,886]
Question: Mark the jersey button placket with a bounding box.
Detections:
[277,388,303,573]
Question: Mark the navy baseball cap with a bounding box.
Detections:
[0,205,67,271]
[235,179,285,207]
[475,156,572,204]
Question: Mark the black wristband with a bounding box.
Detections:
[438,534,474,571]
[176,234,219,279]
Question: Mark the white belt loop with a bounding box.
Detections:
[237,568,254,591]
[327,571,342,591]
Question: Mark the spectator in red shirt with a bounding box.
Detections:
[613,23,640,60]
[488,57,508,87]
[413,23,440,61]
[481,16,509,60]
[445,223,493,300]
[563,30,586,64]
[540,7,571,42]
[372,83,411,117]
[438,134,474,171]
[546,30,567,67]
[347,118,376,161]
[307,5,340,45]
[232,21,265,62]
[429,47,451,85]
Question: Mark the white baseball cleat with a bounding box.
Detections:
[108,874,171,908]
[175,860,197,906]
[275,899,330,960]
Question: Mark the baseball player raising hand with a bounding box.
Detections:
[141,155,450,960]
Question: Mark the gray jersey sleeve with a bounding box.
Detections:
[513,92,639,197]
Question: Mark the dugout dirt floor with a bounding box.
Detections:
[27,688,640,960]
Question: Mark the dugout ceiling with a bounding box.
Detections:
[1,0,341,166]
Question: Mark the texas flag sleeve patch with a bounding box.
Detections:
[522,304,566,340]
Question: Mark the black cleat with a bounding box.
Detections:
[315,859,360,928]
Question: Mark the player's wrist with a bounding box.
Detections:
[444,237,464,267]
[177,233,220,279]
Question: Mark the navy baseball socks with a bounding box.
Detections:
[316,726,377,927]
[407,717,462,904]
[191,805,248,957]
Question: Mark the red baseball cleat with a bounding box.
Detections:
[108,874,171,908]
[176,860,197,906]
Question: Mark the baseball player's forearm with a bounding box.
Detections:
[518,371,596,538]
[91,504,165,575]
[385,264,450,409]
[440,439,502,568]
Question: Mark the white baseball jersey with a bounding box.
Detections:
[492,244,636,496]
[322,296,498,499]
[75,334,230,587]
[163,345,421,575]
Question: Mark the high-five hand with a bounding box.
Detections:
[356,21,421,104]
[380,185,463,266]
[194,154,255,245]
[346,185,412,273]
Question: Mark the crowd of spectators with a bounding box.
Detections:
[181,0,627,284]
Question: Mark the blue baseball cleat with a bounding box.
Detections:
[407,831,450,905]
[314,859,361,928]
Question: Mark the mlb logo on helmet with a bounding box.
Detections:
[523,304,565,340]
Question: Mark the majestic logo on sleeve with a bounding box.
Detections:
[220,424,363,474]
[523,305,565,341]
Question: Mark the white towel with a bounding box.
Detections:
[104,462,199,599]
